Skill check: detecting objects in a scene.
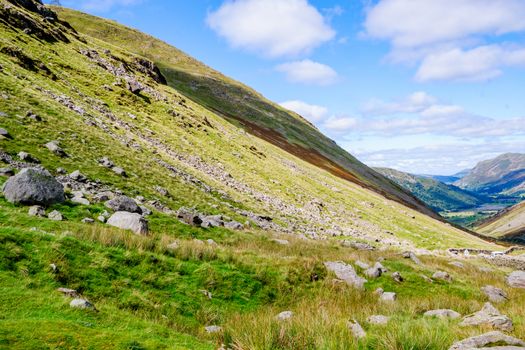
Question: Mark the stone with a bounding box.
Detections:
[355,260,370,269]
[177,207,202,226]
[507,271,525,289]
[56,167,66,174]
[154,186,169,196]
[449,331,525,350]
[272,238,289,245]
[71,196,90,206]
[97,216,106,223]
[433,271,452,282]
[424,309,461,319]
[93,191,113,202]
[481,285,508,303]
[276,311,293,321]
[347,320,366,339]
[98,157,114,168]
[70,298,95,310]
[365,262,387,278]
[380,292,397,302]
[374,288,384,295]
[45,141,67,157]
[367,315,390,325]
[324,261,367,289]
[140,206,152,216]
[460,302,513,331]
[166,241,179,250]
[82,218,95,224]
[48,210,63,221]
[224,221,244,230]
[57,287,78,297]
[0,167,14,177]
[107,211,149,235]
[0,128,11,139]
[105,195,141,214]
[28,205,45,217]
[200,290,212,299]
[200,215,224,228]
[69,170,87,182]
[112,167,126,176]
[391,271,404,283]
[449,261,465,269]
[17,151,39,163]
[402,251,422,265]
[204,325,222,333]
[342,240,375,251]
[206,239,217,246]
[2,168,64,205]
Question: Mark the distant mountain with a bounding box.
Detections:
[476,200,525,241]
[374,168,485,212]
[455,153,525,197]
[419,169,470,184]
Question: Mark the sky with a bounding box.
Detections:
[45,0,525,175]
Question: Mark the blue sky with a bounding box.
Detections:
[47,0,525,175]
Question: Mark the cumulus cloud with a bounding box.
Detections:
[207,0,335,58]
[276,60,338,85]
[362,91,436,115]
[363,0,525,82]
[279,100,328,122]
[323,117,358,131]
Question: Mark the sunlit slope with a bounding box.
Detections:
[54,6,440,218]
[477,201,525,239]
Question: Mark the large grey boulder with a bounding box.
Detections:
[507,271,525,289]
[105,195,141,214]
[107,211,148,235]
[2,168,64,205]
[449,331,525,350]
[459,302,513,331]
[324,261,367,289]
[481,285,508,303]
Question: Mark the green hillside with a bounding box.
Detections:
[477,201,525,241]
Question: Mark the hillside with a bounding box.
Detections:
[1,1,524,349]
[477,201,525,241]
[375,168,485,212]
[456,153,525,197]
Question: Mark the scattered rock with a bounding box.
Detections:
[272,238,289,245]
[2,168,64,205]
[49,263,57,272]
[204,325,222,334]
[380,292,397,302]
[112,166,126,177]
[93,191,114,202]
[107,211,149,235]
[28,205,45,217]
[105,195,142,214]
[402,251,422,265]
[449,331,525,350]
[200,214,224,228]
[432,271,452,282]
[481,285,508,303]
[69,170,87,182]
[200,289,212,299]
[392,271,404,283]
[0,128,11,139]
[97,215,106,223]
[507,271,525,289]
[355,260,370,269]
[17,151,39,163]
[48,210,63,221]
[449,261,465,269]
[70,298,96,311]
[342,240,375,251]
[324,261,367,289]
[424,309,461,319]
[45,141,67,157]
[71,196,90,206]
[0,167,14,177]
[57,288,78,297]
[82,218,95,224]
[276,311,293,321]
[367,315,390,325]
[224,220,244,230]
[365,262,387,278]
[374,288,384,295]
[176,207,203,226]
[460,302,513,331]
[347,320,366,339]
[154,186,169,197]
[140,206,152,216]
[98,157,114,168]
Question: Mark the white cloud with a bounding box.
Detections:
[62,0,142,12]
[323,117,358,131]
[276,59,338,85]
[279,100,328,122]
[207,0,335,58]
[364,0,525,81]
[362,91,436,115]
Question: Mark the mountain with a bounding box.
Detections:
[476,200,525,242]
[0,2,516,349]
[420,169,470,184]
[455,153,525,197]
[375,167,485,212]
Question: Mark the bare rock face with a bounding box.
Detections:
[2,168,64,205]
[324,261,367,289]
[459,303,513,332]
[507,271,525,289]
[481,285,508,303]
[424,309,461,319]
[107,211,149,235]
[449,331,525,350]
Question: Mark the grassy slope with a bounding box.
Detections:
[53,6,438,219]
[477,201,525,238]
[375,168,484,212]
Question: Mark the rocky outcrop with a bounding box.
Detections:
[107,211,149,235]
[2,168,64,205]
[481,285,508,303]
[507,271,525,289]
[459,303,513,331]
[449,331,525,350]
[324,261,367,289]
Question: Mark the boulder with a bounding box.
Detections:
[460,302,513,331]
[355,260,370,269]
[224,221,244,230]
[112,166,126,177]
[424,309,461,319]
[324,261,367,289]
[18,151,39,163]
[28,205,45,217]
[57,287,78,297]
[392,271,404,283]
[200,214,224,228]
[380,292,397,302]
[107,211,149,235]
[481,285,508,303]
[48,210,63,221]
[177,207,202,226]
[69,170,87,182]
[433,271,452,282]
[276,311,293,321]
[347,320,366,339]
[71,196,90,206]
[365,262,387,278]
[45,141,67,157]
[449,331,525,350]
[98,157,114,168]
[105,195,141,214]
[97,215,106,223]
[204,325,222,334]
[367,315,390,325]
[507,271,525,289]
[402,251,422,265]
[82,218,95,224]
[70,298,96,310]
[2,168,64,205]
